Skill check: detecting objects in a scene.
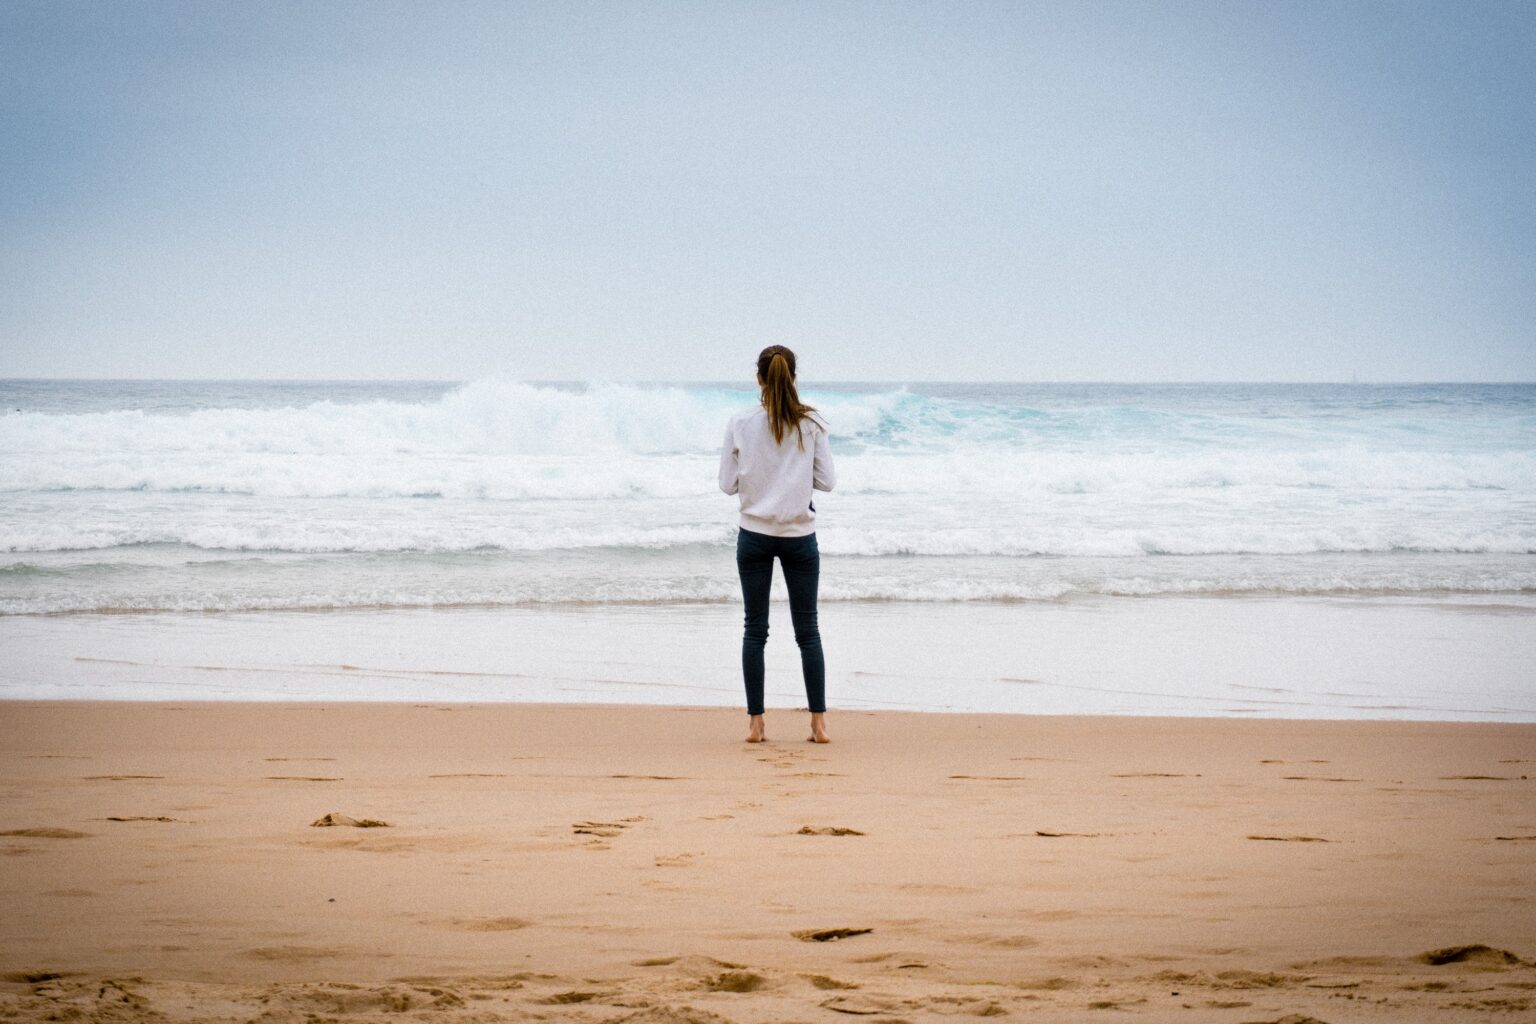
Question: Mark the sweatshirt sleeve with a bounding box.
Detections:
[718,421,740,495]
[812,422,836,492]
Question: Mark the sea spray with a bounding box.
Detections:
[1,379,1532,614]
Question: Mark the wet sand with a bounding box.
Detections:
[6,597,1534,720]
[1,701,1533,1021]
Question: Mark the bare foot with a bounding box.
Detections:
[808,712,830,743]
[745,714,766,743]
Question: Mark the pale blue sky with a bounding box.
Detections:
[2,0,1532,381]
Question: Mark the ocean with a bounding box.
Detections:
[2,378,1533,718]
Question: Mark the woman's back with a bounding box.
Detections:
[719,405,835,538]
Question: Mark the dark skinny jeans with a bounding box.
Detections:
[735,528,826,716]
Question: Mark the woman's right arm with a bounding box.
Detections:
[718,421,740,495]
[812,423,836,492]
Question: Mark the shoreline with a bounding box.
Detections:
[2,697,1533,727]
[4,596,1533,721]
[2,701,1533,1021]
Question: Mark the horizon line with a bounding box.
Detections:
[2,376,1534,387]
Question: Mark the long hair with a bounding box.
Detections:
[756,345,820,450]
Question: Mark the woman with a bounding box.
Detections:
[719,345,836,744]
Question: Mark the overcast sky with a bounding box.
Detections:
[2,0,1532,382]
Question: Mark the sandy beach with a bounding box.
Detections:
[1,701,1532,1022]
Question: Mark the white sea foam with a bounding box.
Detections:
[2,378,1531,498]
[3,570,1532,616]
[2,519,1531,557]
[0,379,1532,611]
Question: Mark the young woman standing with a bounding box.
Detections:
[718,346,836,743]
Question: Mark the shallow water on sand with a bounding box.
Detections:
[3,596,1532,721]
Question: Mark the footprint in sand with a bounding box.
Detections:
[1112,772,1195,778]
[449,916,531,932]
[819,993,904,1015]
[847,951,932,968]
[654,852,702,867]
[0,828,90,839]
[1,971,71,983]
[1030,830,1102,838]
[793,927,873,942]
[949,774,1029,781]
[267,776,342,782]
[100,816,183,823]
[1281,776,1360,783]
[571,816,645,846]
[244,945,346,962]
[534,990,616,1005]
[1419,944,1526,966]
[265,982,465,1013]
[755,747,811,768]
[1212,969,1309,988]
[82,775,163,781]
[311,813,391,828]
[702,970,767,992]
[630,955,748,971]
[796,826,865,836]
[1247,835,1331,843]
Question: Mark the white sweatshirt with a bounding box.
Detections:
[718,406,836,537]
